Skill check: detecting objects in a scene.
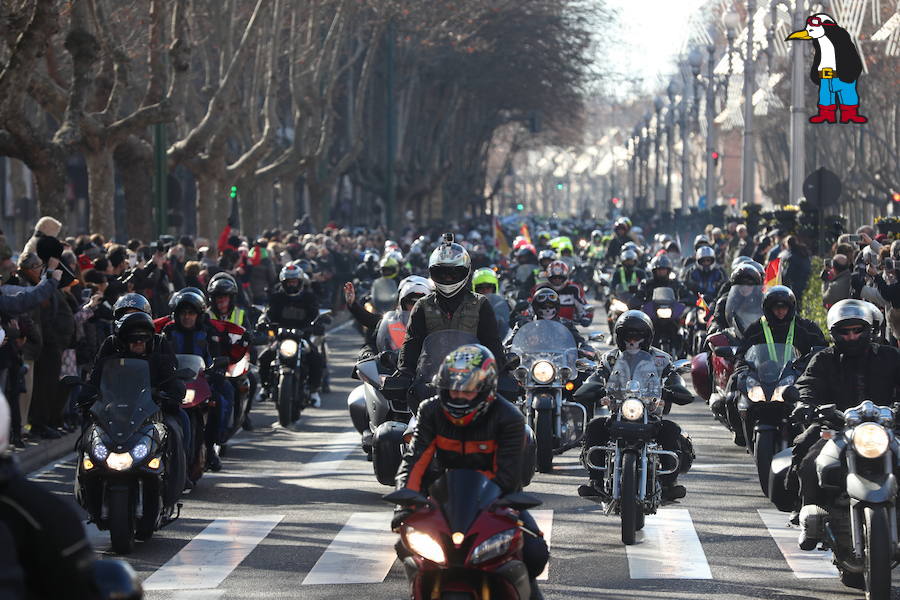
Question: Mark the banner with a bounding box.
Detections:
[493,217,510,255]
[764,258,781,290]
[519,222,532,244]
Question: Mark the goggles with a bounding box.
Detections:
[806,16,835,26]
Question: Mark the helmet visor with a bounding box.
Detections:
[430,265,469,286]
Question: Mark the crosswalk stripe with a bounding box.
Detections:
[293,430,360,478]
[757,509,838,578]
[531,509,553,580]
[142,515,284,591]
[626,508,712,579]
[302,511,397,585]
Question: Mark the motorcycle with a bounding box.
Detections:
[509,319,584,473]
[605,288,635,345]
[268,310,332,427]
[583,351,685,545]
[178,354,222,484]
[348,310,413,485]
[684,293,714,357]
[385,470,542,600]
[641,287,687,358]
[75,359,189,554]
[770,401,900,599]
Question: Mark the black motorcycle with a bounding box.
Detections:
[770,400,900,599]
[75,359,189,554]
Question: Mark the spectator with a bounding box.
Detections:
[822,254,852,308]
[780,236,812,310]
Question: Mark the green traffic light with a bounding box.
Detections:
[230,185,237,199]
[556,183,564,190]
[516,203,524,211]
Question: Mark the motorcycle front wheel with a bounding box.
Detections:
[277,372,295,427]
[753,428,779,497]
[108,486,136,555]
[620,451,639,545]
[863,505,892,600]
[535,410,554,473]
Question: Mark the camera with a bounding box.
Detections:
[824,258,832,269]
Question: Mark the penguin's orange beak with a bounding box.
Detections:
[786,29,812,40]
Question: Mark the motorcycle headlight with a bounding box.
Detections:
[106,452,134,471]
[531,361,556,384]
[471,529,516,565]
[404,528,446,564]
[621,398,645,421]
[131,441,150,461]
[279,339,299,357]
[771,386,791,402]
[748,386,767,402]
[182,389,195,404]
[656,307,673,319]
[611,299,628,313]
[853,422,890,459]
[91,440,109,462]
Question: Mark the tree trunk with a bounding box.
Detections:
[306,180,330,230]
[195,170,220,241]
[85,150,116,237]
[255,178,274,235]
[31,158,67,222]
[278,177,296,229]
[115,137,155,243]
[238,177,259,238]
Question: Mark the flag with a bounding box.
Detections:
[519,222,532,244]
[696,294,709,313]
[764,258,781,290]
[493,217,510,255]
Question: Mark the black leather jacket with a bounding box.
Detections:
[797,344,900,411]
[396,395,525,495]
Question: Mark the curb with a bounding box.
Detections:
[20,308,355,478]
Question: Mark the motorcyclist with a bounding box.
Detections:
[513,245,541,299]
[683,246,726,298]
[510,287,585,345]
[604,218,631,264]
[396,234,506,399]
[578,310,695,501]
[472,267,500,296]
[393,344,549,597]
[791,299,900,550]
[611,248,645,299]
[378,254,404,281]
[535,260,591,326]
[709,263,764,334]
[259,264,324,407]
[634,254,690,305]
[723,285,826,446]
[681,234,712,270]
[207,274,258,431]
[582,229,607,262]
[159,289,233,471]
[354,251,380,283]
[81,310,188,503]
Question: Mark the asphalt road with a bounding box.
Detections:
[29,311,900,599]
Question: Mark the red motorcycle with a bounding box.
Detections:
[385,470,541,599]
[177,354,226,483]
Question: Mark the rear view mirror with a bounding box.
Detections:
[575,358,597,372]
[672,359,691,374]
[505,353,521,370]
[588,332,605,343]
[494,491,542,510]
[383,488,428,507]
[714,346,736,359]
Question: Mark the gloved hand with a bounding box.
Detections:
[391,507,414,531]
[790,403,813,425]
[579,316,592,327]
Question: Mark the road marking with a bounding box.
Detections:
[626,508,712,579]
[290,430,360,478]
[302,511,397,585]
[142,515,284,590]
[691,463,756,470]
[168,592,226,600]
[758,509,838,578]
[532,509,553,580]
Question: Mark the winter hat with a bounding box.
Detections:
[34,216,62,238]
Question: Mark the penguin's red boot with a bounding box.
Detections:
[839,105,867,124]
[809,104,837,124]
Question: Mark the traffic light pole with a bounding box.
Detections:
[705,43,716,210]
[788,0,807,205]
[739,0,757,208]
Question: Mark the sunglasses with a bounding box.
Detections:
[836,326,865,336]
[806,16,835,26]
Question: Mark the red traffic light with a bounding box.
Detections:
[893,192,900,202]
[611,197,621,206]
[729,197,738,206]
[711,151,719,160]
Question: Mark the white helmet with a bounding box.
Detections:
[399,277,432,308]
[0,389,9,453]
[428,233,472,297]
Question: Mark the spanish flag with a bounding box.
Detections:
[520,223,532,244]
[696,294,709,313]
[764,258,781,291]
[493,217,510,255]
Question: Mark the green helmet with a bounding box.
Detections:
[471,267,499,293]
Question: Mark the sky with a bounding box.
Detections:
[603,0,710,94]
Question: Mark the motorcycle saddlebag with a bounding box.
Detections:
[768,446,797,512]
[690,352,712,402]
[372,420,407,486]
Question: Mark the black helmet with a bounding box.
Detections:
[435,344,497,427]
[170,289,206,316]
[112,293,151,320]
[762,285,796,324]
[649,254,672,278]
[729,264,763,286]
[115,312,155,349]
[209,271,238,287]
[614,310,654,352]
[208,276,238,298]
[532,288,560,320]
[827,299,873,357]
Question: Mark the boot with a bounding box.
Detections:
[798,504,827,550]
[839,104,867,124]
[662,484,687,501]
[205,446,222,472]
[808,104,837,124]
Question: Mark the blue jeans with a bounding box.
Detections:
[818,78,859,105]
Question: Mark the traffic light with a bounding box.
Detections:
[230,185,238,199]
[611,197,621,207]
[729,197,738,206]
[711,151,719,166]
[556,182,565,191]
[893,192,900,202]
[516,203,524,211]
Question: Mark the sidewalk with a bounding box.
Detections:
[17,308,353,477]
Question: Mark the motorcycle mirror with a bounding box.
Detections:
[383,488,428,507]
[672,359,692,374]
[714,346,736,359]
[494,491,542,510]
[505,353,521,370]
[575,358,597,372]
[91,559,143,600]
[588,332,605,343]
[782,385,800,404]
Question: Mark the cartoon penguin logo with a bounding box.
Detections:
[786,13,867,124]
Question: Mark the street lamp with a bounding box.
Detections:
[665,80,681,215]
[729,1,758,208]
[653,96,664,210]
[704,30,718,213]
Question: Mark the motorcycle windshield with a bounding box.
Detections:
[515,264,535,283]
[91,358,157,447]
[651,287,676,304]
[429,470,502,534]
[606,350,662,400]
[744,344,799,385]
[510,319,577,371]
[372,278,398,313]
[485,294,511,339]
[725,285,764,335]
[376,310,410,352]
[417,330,480,384]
